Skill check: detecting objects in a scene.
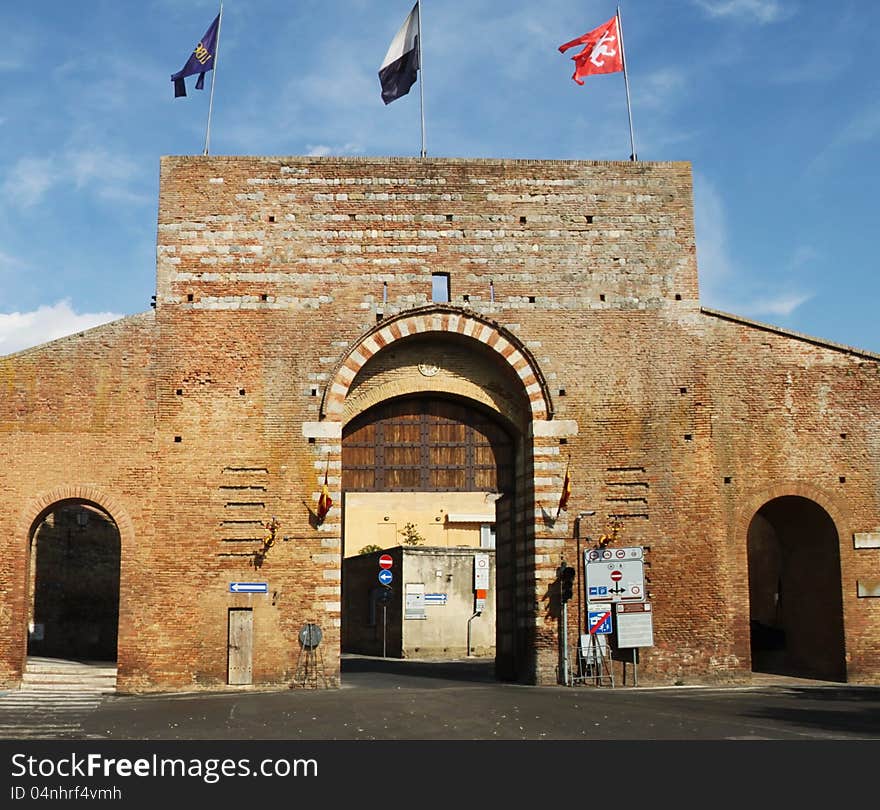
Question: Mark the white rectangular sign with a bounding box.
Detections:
[585,553,645,602]
[615,602,654,648]
[474,553,490,590]
[405,583,426,620]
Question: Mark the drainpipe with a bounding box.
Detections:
[466,610,482,657]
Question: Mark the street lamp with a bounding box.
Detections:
[574,511,596,679]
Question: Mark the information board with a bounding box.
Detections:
[615,601,654,648]
[405,583,426,620]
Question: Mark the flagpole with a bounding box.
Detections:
[616,5,637,161]
[417,1,427,158]
[203,2,224,156]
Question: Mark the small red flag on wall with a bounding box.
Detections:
[556,461,572,519]
[559,14,623,85]
[316,465,332,523]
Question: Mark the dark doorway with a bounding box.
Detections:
[28,503,121,662]
[747,496,846,682]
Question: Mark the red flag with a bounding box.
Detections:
[316,467,332,523]
[556,461,571,518]
[559,14,623,86]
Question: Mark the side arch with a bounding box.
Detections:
[733,480,849,543]
[17,485,136,548]
[320,305,554,422]
[736,481,848,682]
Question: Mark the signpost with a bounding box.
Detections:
[615,601,654,687]
[377,555,393,657]
[585,551,645,603]
[581,545,648,689]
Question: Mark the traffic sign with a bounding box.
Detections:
[585,551,645,603]
[378,569,393,586]
[379,554,393,569]
[586,546,643,562]
[229,582,268,593]
[588,604,613,635]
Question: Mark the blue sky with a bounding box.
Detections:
[1,0,878,355]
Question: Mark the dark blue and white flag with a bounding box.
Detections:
[172,12,221,98]
[379,3,420,105]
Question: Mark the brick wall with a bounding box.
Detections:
[1,156,877,690]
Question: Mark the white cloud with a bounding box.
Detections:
[0,300,122,356]
[637,68,687,111]
[2,157,56,208]
[1,148,148,210]
[0,249,26,272]
[692,0,790,24]
[305,143,363,157]
[693,173,733,305]
[694,174,813,321]
[744,291,813,317]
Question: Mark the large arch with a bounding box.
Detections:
[744,490,847,682]
[327,308,556,682]
[321,306,554,423]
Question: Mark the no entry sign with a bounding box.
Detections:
[585,550,646,603]
[379,554,393,569]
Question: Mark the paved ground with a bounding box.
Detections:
[2,655,876,741]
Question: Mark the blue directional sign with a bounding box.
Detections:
[378,569,393,586]
[229,582,268,593]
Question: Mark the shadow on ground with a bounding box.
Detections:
[341,654,496,684]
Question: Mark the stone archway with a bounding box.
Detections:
[321,305,554,423]
[27,501,121,662]
[746,495,846,682]
[17,486,134,675]
[321,307,558,683]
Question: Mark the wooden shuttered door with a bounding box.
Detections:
[343,397,513,493]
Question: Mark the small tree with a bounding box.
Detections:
[357,544,384,555]
[399,522,425,546]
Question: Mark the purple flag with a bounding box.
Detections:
[171,13,220,98]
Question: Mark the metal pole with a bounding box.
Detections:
[562,598,570,686]
[417,1,427,157]
[576,511,595,666]
[382,603,387,658]
[467,610,480,657]
[203,2,223,156]
[633,648,638,687]
[616,6,637,161]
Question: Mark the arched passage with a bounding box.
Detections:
[747,495,846,682]
[340,393,523,675]
[27,500,122,662]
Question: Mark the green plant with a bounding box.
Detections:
[358,544,384,555]
[399,522,425,546]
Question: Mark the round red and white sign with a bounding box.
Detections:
[610,570,623,582]
[379,554,393,569]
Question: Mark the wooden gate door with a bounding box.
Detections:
[227,608,253,685]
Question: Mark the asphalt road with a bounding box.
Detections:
[49,657,880,741]
[2,658,878,806]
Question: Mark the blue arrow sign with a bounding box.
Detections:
[229,582,268,593]
[378,570,393,586]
